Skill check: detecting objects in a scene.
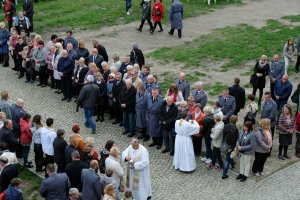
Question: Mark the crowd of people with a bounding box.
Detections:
[0,0,300,199]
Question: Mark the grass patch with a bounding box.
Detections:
[10,0,241,33]
[18,165,43,200]
[149,19,300,71]
[282,15,300,22]
[206,81,227,96]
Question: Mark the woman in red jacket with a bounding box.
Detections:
[151,0,164,34]
[20,113,33,168]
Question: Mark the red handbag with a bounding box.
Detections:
[0,191,6,200]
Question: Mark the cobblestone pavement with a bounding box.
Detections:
[1,66,300,200]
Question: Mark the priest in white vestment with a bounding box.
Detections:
[173,111,200,172]
[122,139,152,200]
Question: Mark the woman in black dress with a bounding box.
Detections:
[252,55,270,105]
[95,72,107,122]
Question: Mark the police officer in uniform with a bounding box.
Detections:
[175,72,190,101]
[217,89,236,124]
[192,81,207,108]
[144,74,160,96]
[269,54,285,100]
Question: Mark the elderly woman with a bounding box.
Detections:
[9,31,17,70]
[22,41,36,83]
[191,103,205,157]
[112,52,122,71]
[236,121,256,182]
[45,45,56,88]
[278,104,296,160]
[123,65,134,81]
[165,83,185,106]
[33,40,47,87]
[105,146,124,188]
[101,61,111,82]
[110,65,118,75]
[0,22,10,67]
[243,94,258,124]
[85,136,99,161]
[84,62,98,83]
[251,55,270,105]
[251,118,272,176]
[75,40,90,65]
[53,42,63,93]
[201,106,215,164]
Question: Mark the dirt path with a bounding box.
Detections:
[63,0,300,57]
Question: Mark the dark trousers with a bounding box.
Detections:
[112,101,122,122]
[123,111,136,133]
[192,136,202,156]
[139,18,154,30]
[27,15,33,32]
[12,53,17,68]
[26,68,36,81]
[162,129,173,152]
[222,152,234,177]
[96,104,105,120]
[34,144,43,171]
[22,144,30,165]
[55,79,61,90]
[126,0,132,12]
[39,65,48,85]
[252,87,264,105]
[252,151,268,173]
[47,69,55,88]
[204,136,212,159]
[44,154,54,178]
[279,145,288,156]
[0,54,9,66]
[295,54,300,72]
[270,81,276,100]
[169,28,182,38]
[152,136,162,146]
[61,76,73,99]
[16,56,24,77]
[152,22,163,32]
[296,133,300,153]
[57,163,66,173]
[212,147,223,168]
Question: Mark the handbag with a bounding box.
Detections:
[291,89,299,104]
[250,74,256,85]
[220,141,229,154]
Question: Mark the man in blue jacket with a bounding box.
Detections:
[269,54,285,100]
[57,50,75,102]
[274,75,293,113]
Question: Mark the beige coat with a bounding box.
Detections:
[105,155,124,188]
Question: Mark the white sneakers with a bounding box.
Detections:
[205,158,212,164]
[200,157,212,164]
[126,11,130,15]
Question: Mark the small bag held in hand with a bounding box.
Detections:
[250,74,256,85]
[220,141,229,154]
[156,10,161,16]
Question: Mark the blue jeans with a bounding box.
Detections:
[212,147,223,168]
[84,108,96,131]
[126,0,132,12]
[204,136,212,159]
[222,152,234,176]
[123,111,136,133]
[22,143,31,165]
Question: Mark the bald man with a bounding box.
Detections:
[57,50,75,102]
[160,96,178,155]
[175,72,190,101]
[274,75,293,113]
[10,98,26,138]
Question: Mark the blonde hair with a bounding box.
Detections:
[259,118,271,130]
[104,184,115,197]
[34,34,42,42]
[109,146,120,157]
[55,42,63,53]
[203,106,212,114]
[85,137,95,147]
[78,40,85,48]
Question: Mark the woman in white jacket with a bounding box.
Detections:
[208,115,224,170]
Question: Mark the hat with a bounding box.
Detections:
[109,73,115,78]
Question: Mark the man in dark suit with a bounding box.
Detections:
[23,0,34,32]
[119,55,132,77]
[0,156,18,193]
[53,129,68,173]
[73,57,89,97]
[87,48,104,70]
[39,164,71,200]
[92,38,108,62]
[119,79,137,137]
[112,72,125,125]
[81,160,102,200]
[0,120,19,153]
[65,151,89,192]
[228,78,246,115]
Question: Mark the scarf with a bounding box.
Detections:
[168,90,178,103]
[259,60,267,68]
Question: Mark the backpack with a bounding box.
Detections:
[99,150,109,173]
[244,105,257,124]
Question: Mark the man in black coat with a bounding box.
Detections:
[10,98,25,138]
[160,96,178,155]
[23,0,34,32]
[0,156,18,193]
[118,55,132,77]
[130,43,145,70]
[77,75,99,134]
[73,57,89,98]
[0,120,19,153]
[65,151,89,192]
[112,72,125,125]
[119,79,137,137]
[92,39,108,62]
[53,129,68,173]
[228,78,246,115]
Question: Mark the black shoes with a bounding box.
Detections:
[143,137,150,142]
[240,175,247,182]
[156,145,162,150]
[112,121,119,124]
[127,133,136,137]
[149,143,156,147]
[278,155,285,160]
[61,97,67,101]
[236,174,243,180]
[158,29,163,32]
[136,28,142,32]
[92,130,96,134]
[222,175,229,179]
[122,131,129,135]
[24,163,34,168]
[162,148,170,153]
[236,174,247,182]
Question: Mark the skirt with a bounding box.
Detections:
[279,134,293,146]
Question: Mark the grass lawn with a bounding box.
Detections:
[18,165,43,200]
[150,16,300,93]
[13,0,241,33]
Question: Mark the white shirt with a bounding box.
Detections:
[40,127,56,156]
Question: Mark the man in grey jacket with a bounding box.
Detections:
[39,163,71,200]
[261,91,277,142]
[175,72,190,101]
[192,81,207,107]
[0,90,11,119]
[217,89,236,124]
[77,75,99,134]
[269,54,285,100]
[81,160,102,200]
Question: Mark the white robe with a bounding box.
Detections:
[173,120,200,172]
[122,144,152,200]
